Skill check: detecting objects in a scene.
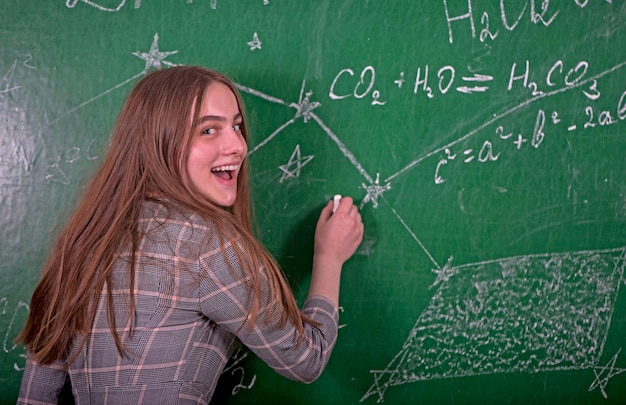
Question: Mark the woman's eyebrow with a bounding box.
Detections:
[197,112,242,124]
[198,115,225,123]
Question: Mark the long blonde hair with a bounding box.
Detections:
[18,66,311,365]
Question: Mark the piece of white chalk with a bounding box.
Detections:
[332,194,342,213]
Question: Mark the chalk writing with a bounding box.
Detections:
[66,0,129,12]
[384,60,626,186]
[442,0,612,44]
[432,83,626,184]
[45,140,100,185]
[507,60,602,100]
[0,60,21,95]
[221,348,257,396]
[329,66,387,106]
[330,59,611,104]
[230,367,256,395]
[338,306,347,329]
[21,54,37,70]
[64,0,271,12]
[0,298,29,372]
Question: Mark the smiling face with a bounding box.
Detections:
[186,82,248,207]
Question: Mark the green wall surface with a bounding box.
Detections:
[2,1,626,404]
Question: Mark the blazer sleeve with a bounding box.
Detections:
[197,237,339,384]
[17,356,67,405]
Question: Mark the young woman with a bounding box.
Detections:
[17,66,364,404]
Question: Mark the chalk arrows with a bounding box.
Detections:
[456,73,493,94]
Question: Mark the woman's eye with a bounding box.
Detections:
[202,127,216,136]
[233,123,242,132]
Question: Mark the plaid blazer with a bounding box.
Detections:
[18,200,339,404]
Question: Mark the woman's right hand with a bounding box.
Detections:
[313,196,364,269]
[307,196,363,305]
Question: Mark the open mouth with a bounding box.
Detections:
[211,164,238,180]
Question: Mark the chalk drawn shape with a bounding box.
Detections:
[133,33,178,71]
[247,33,262,51]
[360,173,391,209]
[66,0,126,12]
[589,349,626,398]
[278,144,313,183]
[362,248,626,402]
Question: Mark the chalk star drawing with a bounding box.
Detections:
[289,80,321,123]
[589,349,626,398]
[360,173,391,209]
[247,32,262,51]
[278,144,314,183]
[430,256,456,289]
[133,33,179,71]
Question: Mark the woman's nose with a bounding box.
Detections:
[223,128,247,155]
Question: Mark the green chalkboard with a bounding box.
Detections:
[2,1,626,404]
